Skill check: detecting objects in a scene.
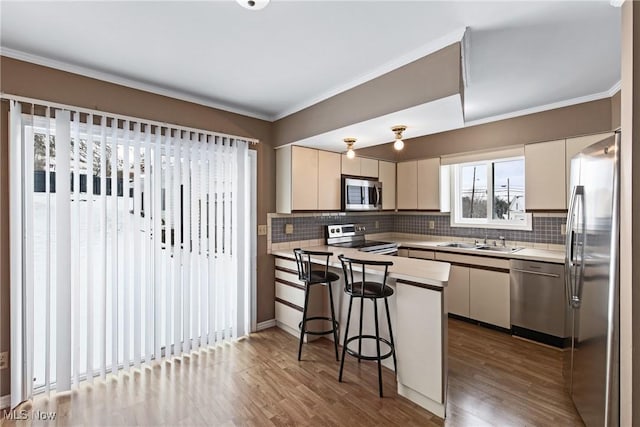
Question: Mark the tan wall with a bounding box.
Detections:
[273,43,462,146]
[356,97,615,162]
[0,56,276,398]
[612,89,621,129]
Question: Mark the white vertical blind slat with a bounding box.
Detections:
[72,115,81,387]
[55,110,72,393]
[86,114,94,383]
[152,128,163,361]
[164,131,173,356]
[44,108,52,394]
[200,140,208,347]
[99,116,107,379]
[133,123,142,367]
[207,141,216,346]
[111,120,119,373]
[144,128,153,364]
[183,136,192,353]
[24,124,35,397]
[122,121,131,371]
[191,138,201,350]
[173,133,183,356]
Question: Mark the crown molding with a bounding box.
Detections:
[0,47,272,121]
[608,80,622,96]
[464,83,621,128]
[272,27,467,121]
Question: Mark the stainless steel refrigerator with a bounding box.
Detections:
[564,131,619,427]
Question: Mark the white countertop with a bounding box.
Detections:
[391,238,565,264]
[271,245,450,289]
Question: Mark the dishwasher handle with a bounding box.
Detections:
[511,268,560,278]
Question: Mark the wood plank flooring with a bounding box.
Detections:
[1,318,583,426]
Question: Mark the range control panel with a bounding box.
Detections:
[326,224,366,239]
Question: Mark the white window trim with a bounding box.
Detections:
[450,157,532,231]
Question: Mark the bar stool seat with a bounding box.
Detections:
[293,248,341,361]
[338,254,397,397]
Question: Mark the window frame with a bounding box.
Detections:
[450,156,532,231]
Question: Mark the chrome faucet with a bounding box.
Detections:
[483,232,488,245]
[499,236,506,247]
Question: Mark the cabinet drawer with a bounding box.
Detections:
[275,300,303,331]
[275,269,304,287]
[435,252,509,270]
[276,282,305,308]
[275,257,298,271]
[408,249,435,260]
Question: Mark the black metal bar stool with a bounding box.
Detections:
[337,254,397,397]
[293,248,341,361]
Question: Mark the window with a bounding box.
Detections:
[451,156,531,230]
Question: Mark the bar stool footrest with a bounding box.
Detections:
[298,316,339,336]
[344,335,394,361]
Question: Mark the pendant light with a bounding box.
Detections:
[344,138,356,159]
[392,125,407,151]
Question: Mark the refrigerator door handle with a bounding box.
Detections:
[565,185,585,308]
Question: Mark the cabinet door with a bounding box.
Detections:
[360,158,379,178]
[525,139,566,210]
[565,133,614,204]
[378,160,396,210]
[469,268,510,329]
[291,146,318,210]
[318,150,341,210]
[397,161,418,210]
[341,154,361,176]
[408,249,435,260]
[445,265,470,317]
[417,158,440,210]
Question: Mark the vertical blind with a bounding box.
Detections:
[9,99,252,408]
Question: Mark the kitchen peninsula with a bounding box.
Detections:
[271,246,450,417]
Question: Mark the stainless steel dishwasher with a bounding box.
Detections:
[510,259,570,348]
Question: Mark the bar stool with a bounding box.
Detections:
[293,248,341,361]
[337,254,397,397]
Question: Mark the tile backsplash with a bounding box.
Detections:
[271,213,566,245]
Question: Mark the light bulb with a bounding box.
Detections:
[236,0,270,10]
[347,148,355,159]
[394,139,404,151]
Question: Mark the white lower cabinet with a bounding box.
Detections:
[468,268,510,329]
[435,252,510,329]
[445,265,470,317]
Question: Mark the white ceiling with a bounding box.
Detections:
[0,1,621,144]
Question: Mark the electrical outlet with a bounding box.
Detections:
[257,225,267,236]
[375,221,379,229]
[285,224,294,234]
[428,220,435,230]
[0,351,8,370]
[561,224,567,235]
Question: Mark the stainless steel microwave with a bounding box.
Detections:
[342,177,382,211]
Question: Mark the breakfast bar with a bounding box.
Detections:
[272,246,450,418]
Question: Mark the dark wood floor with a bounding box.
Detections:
[2,318,583,426]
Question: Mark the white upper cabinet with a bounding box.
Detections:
[277,146,341,213]
[524,139,566,211]
[397,158,440,210]
[417,158,440,210]
[341,155,379,178]
[291,146,319,211]
[397,161,418,210]
[361,158,379,178]
[378,160,396,210]
[318,150,342,210]
[565,132,614,203]
[341,155,361,176]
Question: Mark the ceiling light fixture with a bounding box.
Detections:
[236,0,270,11]
[344,138,357,159]
[392,125,407,151]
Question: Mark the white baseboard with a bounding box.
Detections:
[256,319,276,331]
[0,394,10,410]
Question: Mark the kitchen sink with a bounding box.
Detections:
[437,242,479,249]
[475,245,523,253]
[437,242,523,253]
